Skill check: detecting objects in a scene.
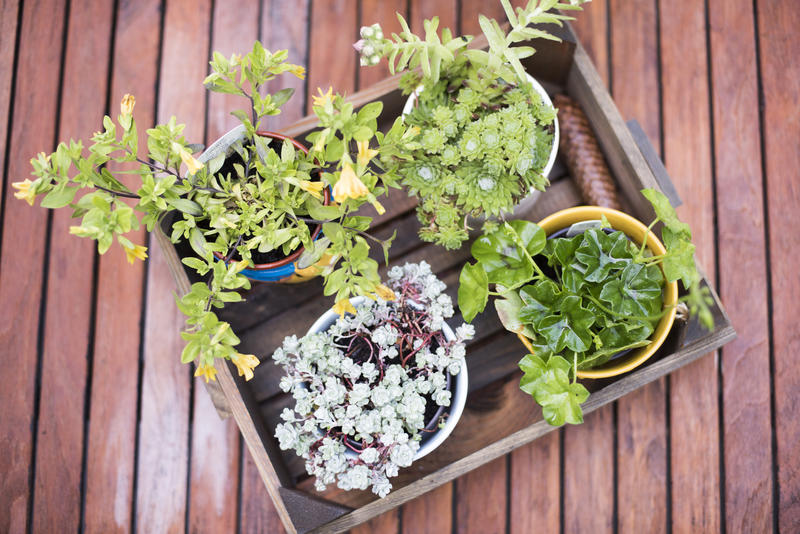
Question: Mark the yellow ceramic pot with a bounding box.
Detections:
[516,206,679,379]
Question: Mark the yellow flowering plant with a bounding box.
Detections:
[14,41,417,381]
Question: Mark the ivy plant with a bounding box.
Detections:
[355,0,590,249]
[13,42,418,382]
[458,189,715,425]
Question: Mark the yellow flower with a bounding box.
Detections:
[231,352,260,381]
[124,243,148,264]
[312,86,333,108]
[403,126,421,139]
[333,298,356,317]
[332,163,368,201]
[180,149,203,175]
[194,363,218,383]
[299,180,324,200]
[374,284,396,301]
[12,179,36,206]
[289,64,306,79]
[120,94,135,117]
[356,140,379,167]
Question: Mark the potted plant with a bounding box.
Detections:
[355,0,590,249]
[272,261,472,497]
[457,189,715,425]
[13,42,418,382]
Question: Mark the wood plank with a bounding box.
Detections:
[455,457,507,534]
[0,0,20,225]
[564,12,615,533]
[563,407,615,533]
[30,1,113,532]
[410,0,456,35]
[358,0,407,89]
[82,0,160,530]
[307,0,358,114]
[186,2,257,531]
[509,431,560,534]
[709,0,773,532]
[263,0,310,131]
[239,445,287,534]
[401,483,453,534]
[0,1,67,531]
[659,1,720,531]
[607,2,669,532]
[136,1,214,531]
[756,0,800,531]
[569,0,608,86]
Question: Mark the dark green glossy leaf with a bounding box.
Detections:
[519,279,561,328]
[574,228,631,283]
[599,262,663,317]
[537,295,595,353]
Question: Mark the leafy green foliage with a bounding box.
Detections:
[459,192,713,426]
[356,0,589,249]
[19,41,417,380]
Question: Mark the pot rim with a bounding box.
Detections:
[211,130,329,271]
[307,295,469,461]
[515,206,679,379]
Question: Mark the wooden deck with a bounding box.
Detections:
[0,0,797,533]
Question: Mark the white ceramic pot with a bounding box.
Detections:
[307,296,469,460]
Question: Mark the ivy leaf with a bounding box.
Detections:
[519,279,561,328]
[599,262,663,317]
[536,295,595,353]
[494,290,535,339]
[519,354,589,426]
[470,230,532,287]
[574,229,631,283]
[458,262,489,322]
[661,226,697,289]
[641,188,691,238]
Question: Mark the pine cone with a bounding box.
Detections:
[553,94,621,209]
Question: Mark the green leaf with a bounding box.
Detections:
[41,185,77,208]
[660,226,697,288]
[599,262,663,317]
[537,295,595,353]
[458,262,489,323]
[641,188,691,238]
[495,290,535,339]
[574,229,631,283]
[357,102,383,122]
[470,230,532,287]
[170,198,203,217]
[271,87,295,108]
[518,354,589,426]
[519,279,562,327]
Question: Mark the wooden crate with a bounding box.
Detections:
[155,24,735,534]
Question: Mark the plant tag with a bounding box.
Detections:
[566,220,603,237]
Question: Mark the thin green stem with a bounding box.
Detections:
[585,294,669,323]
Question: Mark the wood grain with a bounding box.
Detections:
[659,1,720,532]
[410,0,457,34]
[31,1,112,532]
[307,0,358,114]
[262,0,310,131]
[709,0,773,532]
[82,0,160,531]
[134,1,213,531]
[563,407,615,534]
[455,457,507,534]
[607,2,669,532]
[358,0,407,89]
[239,445,287,534]
[0,1,67,532]
[756,0,800,531]
[509,431,560,534]
[569,0,608,86]
[185,3,257,532]
[401,483,453,534]
[0,0,20,223]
